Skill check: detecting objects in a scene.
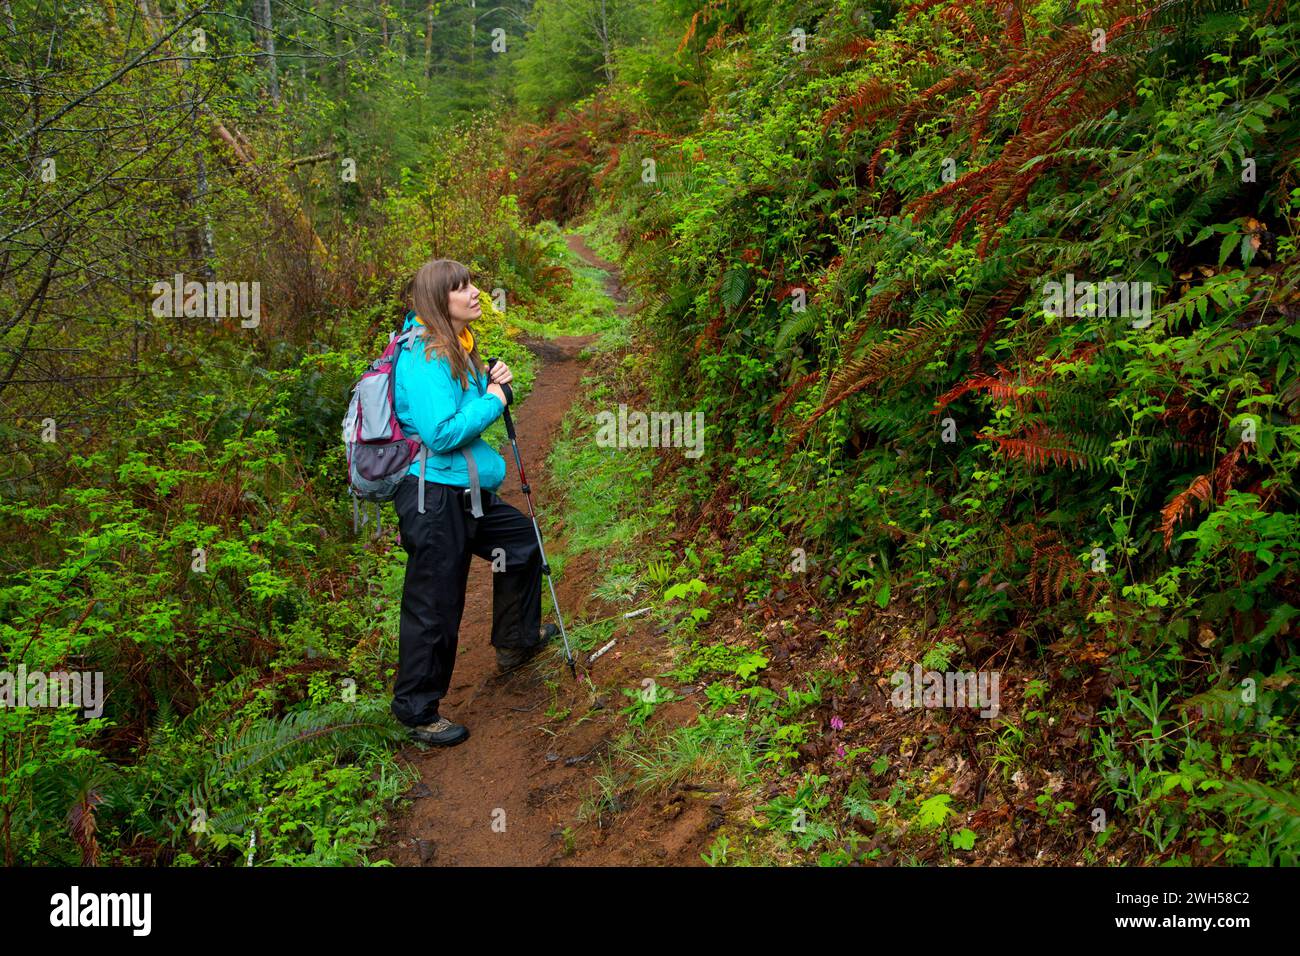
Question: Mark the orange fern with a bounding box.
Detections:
[1161,474,1214,548]
[820,79,902,136]
[1160,442,1253,547]
[772,369,822,423]
[979,425,1090,470]
[933,366,1045,413]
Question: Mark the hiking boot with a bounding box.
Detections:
[495,624,560,674]
[409,716,469,747]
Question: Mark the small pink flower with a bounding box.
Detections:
[836,744,846,757]
[830,715,845,731]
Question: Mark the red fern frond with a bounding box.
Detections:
[894,71,976,139]
[869,71,977,182]
[705,22,731,52]
[698,307,727,350]
[968,27,1091,146]
[67,791,103,867]
[1015,526,1105,609]
[909,160,1003,222]
[902,0,957,22]
[1161,474,1213,548]
[1158,441,1252,547]
[842,37,877,58]
[933,365,1045,414]
[772,369,822,423]
[1211,441,1250,497]
[946,196,989,247]
[821,79,902,135]
[1004,2,1026,53]
[980,426,1089,470]
[836,288,903,359]
[969,278,1031,370]
[677,10,703,53]
[939,6,985,46]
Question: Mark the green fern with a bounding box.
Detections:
[1202,779,1300,866]
[203,699,401,787]
[1179,686,1257,726]
[176,670,263,738]
[853,398,926,442]
[775,305,820,351]
[720,265,750,314]
[185,698,405,839]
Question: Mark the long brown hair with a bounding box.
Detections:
[407,258,483,390]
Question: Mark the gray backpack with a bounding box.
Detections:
[341,326,482,536]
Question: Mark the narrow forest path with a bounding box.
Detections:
[377,233,710,866]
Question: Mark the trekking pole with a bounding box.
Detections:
[487,358,577,678]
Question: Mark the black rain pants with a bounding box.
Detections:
[389,472,543,727]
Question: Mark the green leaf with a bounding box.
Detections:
[914,794,954,829]
[734,651,769,680]
[1240,111,1267,133]
[1218,233,1237,267]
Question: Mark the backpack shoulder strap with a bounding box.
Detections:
[399,326,438,517]
[461,447,483,517]
[388,326,423,415]
[417,444,429,514]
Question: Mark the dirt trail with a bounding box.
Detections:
[379,233,706,866]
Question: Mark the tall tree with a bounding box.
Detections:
[252,0,282,104]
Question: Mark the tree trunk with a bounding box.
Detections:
[425,1,435,79]
[252,0,282,105]
[598,0,613,84]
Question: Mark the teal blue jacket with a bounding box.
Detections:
[393,311,507,493]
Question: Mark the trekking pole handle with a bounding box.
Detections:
[485,358,517,439]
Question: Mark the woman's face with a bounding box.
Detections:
[446,280,483,327]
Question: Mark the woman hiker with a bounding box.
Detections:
[389,258,558,747]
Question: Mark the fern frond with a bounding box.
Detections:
[177,670,263,738]
[720,264,750,313]
[790,303,983,446]
[820,79,903,134]
[1202,779,1300,864]
[979,425,1095,471]
[775,306,819,352]
[771,369,822,423]
[1179,686,1256,725]
[1161,474,1214,548]
[187,698,405,835]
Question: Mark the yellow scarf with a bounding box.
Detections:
[414,315,474,354]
